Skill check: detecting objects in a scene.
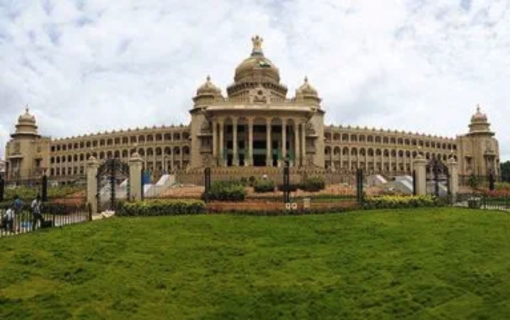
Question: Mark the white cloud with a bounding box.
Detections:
[0,0,509,160]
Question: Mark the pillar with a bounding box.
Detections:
[212,120,217,161]
[294,121,300,167]
[266,119,272,166]
[281,118,287,167]
[86,156,99,214]
[301,122,306,167]
[129,152,144,201]
[219,120,224,166]
[447,157,459,202]
[233,118,238,166]
[248,118,253,166]
[413,154,427,195]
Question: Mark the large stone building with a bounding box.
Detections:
[4,36,501,184]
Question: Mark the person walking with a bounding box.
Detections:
[31,195,44,230]
[12,195,22,232]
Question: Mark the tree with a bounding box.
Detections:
[501,161,510,182]
[468,173,479,192]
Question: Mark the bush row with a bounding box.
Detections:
[203,181,246,202]
[118,199,206,217]
[254,176,327,193]
[3,186,84,201]
[363,195,444,209]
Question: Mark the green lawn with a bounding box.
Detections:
[1,208,510,320]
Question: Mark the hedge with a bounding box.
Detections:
[118,199,206,217]
[203,181,246,202]
[253,179,275,193]
[363,195,443,209]
[3,186,83,201]
[300,176,326,192]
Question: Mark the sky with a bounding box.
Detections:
[0,0,509,160]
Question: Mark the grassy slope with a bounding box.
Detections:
[0,208,509,320]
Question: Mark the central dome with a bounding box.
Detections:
[234,36,280,83]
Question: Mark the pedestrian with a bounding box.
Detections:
[12,195,22,232]
[4,207,15,233]
[31,194,44,230]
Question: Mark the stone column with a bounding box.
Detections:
[294,121,300,167]
[86,156,99,214]
[281,118,287,167]
[248,118,254,166]
[266,119,272,166]
[232,117,238,166]
[212,120,217,161]
[413,154,427,195]
[447,157,459,202]
[219,120,224,166]
[301,122,306,167]
[129,152,144,201]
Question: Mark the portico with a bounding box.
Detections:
[208,112,308,167]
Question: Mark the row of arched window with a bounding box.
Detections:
[50,146,190,164]
[325,133,456,150]
[324,146,456,161]
[50,132,190,152]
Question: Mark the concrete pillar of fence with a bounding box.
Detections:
[447,157,459,201]
[86,156,100,214]
[129,152,144,201]
[413,154,427,196]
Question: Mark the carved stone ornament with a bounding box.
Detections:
[249,86,270,104]
[305,122,315,135]
[200,121,212,134]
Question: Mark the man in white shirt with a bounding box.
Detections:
[31,195,45,230]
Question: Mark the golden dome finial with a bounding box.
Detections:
[477,104,481,113]
[251,35,263,55]
[206,75,211,81]
[304,76,308,83]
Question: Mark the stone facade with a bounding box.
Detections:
[4,36,501,184]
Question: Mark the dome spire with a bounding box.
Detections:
[251,35,264,56]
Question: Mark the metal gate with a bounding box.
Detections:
[426,155,450,197]
[96,159,130,212]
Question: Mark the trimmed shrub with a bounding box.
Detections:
[4,186,83,201]
[253,179,275,193]
[300,176,326,192]
[204,181,246,202]
[118,199,206,217]
[277,183,299,192]
[363,195,442,209]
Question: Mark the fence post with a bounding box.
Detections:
[283,160,290,204]
[412,170,416,196]
[41,174,48,202]
[204,167,211,203]
[0,175,4,202]
[356,168,364,204]
[88,202,93,221]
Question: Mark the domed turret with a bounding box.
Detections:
[233,35,280,83]
[11,108,39,137]
[193,76,223,106]
[471,105,488,123]
[468,104,493,136]
[295,77,321,106]
[227,36,288,99]
[196,76,221,96]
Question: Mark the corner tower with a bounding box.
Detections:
[457,105,500,177]
[5,109,50,183]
